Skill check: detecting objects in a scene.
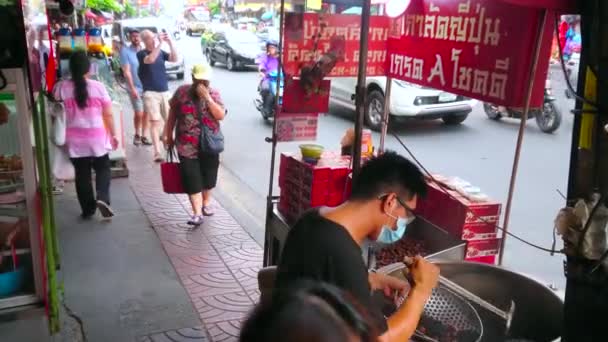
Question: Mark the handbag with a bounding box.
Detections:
[196,99,224,154]
[50,84,66,146]
[160,147,185,194]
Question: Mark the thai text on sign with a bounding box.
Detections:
[283,13,391,77]
[386,0,554,107]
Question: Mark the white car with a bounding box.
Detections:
[330,77,478,131]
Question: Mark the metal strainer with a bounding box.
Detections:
[413,284,483,342]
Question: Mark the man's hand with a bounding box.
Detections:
[161,32,171,43]
[129,87,140,100]
[409,256,439,296]
[369,272,410,301]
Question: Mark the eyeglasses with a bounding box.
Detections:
[378,193,415,216]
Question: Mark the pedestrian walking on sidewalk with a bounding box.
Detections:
[54,51,119,219]
[163,63,225,226]
[137,29,178,162]
[119,28,151,146]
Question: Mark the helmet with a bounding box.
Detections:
[266,39,278,48]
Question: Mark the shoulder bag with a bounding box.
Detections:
[196,98,224,154]
[50,83,66,146]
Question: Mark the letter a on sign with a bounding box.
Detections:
[427,54,445,86]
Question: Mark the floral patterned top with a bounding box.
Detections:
[169,84,224,158]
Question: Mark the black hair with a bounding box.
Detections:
[240,281,378,342]
[69,51,91,109]
[350,151,427,201]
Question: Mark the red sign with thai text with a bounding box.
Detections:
[386,0,554,107]
[282,79,331,114]
[283,13,390,78]
[276,114,319,142]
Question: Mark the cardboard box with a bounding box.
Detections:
[465,238,502,259]
[465,255,497,265]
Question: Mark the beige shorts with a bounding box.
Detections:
[143,91,171,122]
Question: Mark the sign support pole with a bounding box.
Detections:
[263,0,286,266]
[379,77,392,153]
[498,9,548,265]
[352,0,372,181]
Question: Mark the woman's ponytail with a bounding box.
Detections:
[69,51,91,109]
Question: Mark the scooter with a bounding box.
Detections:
[483,78,562,134]
[255,69,283,121]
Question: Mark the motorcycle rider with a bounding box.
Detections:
[257,40,279,116]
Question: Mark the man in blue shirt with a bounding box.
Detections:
[137,29,178,162]
[120,29,150,146]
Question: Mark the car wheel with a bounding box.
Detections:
[483,103,502,120]
[186,29,192,36]
[207,51,215,66]
[365,90,385,132]
[442,112,469,125]
[226,55,236,71]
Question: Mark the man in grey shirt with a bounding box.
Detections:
[120,29,150,146]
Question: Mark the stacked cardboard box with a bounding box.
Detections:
[278,152,352,223]
[416,178,502,264]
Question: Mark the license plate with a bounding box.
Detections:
[438,92,458,103]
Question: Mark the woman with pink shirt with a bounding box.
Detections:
[54,51,118,219]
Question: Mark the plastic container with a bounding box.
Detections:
[361,129,374,158]
[73,28,87,52]
[87,28,103,53]
[57,28,73,56]
[0,267,26,297]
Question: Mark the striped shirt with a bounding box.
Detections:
[54,79,112,158]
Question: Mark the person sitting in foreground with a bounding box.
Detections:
[275,151,440,342]
[240,281,379,342]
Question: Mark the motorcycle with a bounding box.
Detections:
[483,78,562,134]
[255,69,283,121]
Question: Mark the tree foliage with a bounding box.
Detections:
[87,0,124,13]
[208,1,221,16]
[124,3,137,18]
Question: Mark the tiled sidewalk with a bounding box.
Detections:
[126,146,263,342]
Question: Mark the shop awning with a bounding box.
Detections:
[324,0,578,12]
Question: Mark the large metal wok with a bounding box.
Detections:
[378,261,563,342]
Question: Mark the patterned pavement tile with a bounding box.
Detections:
[138,326,209,342]
[171,252,228,276]
[231,267,259,292]
[195,292,254,323]
[207,230,259,251]
[206,320,243,342]
[246,289,261,304]
[219,248,263,270]
[127,139,265,341]
[182,271,243,297]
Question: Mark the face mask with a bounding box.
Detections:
[376,212,412,244]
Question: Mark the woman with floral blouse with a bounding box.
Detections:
[163,63,225,226]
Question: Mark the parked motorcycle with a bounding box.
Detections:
[483,78,562,134]
[255,69,283,121]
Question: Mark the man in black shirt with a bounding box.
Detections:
[275,151,439,341]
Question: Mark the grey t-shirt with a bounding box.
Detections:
[119,45,143,92]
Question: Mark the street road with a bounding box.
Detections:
[164,35,576,291]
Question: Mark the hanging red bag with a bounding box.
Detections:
[160,148,184,194]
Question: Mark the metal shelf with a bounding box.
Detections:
[0,294,39,311]
[0,248,30,257]
[0,204,27,217]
